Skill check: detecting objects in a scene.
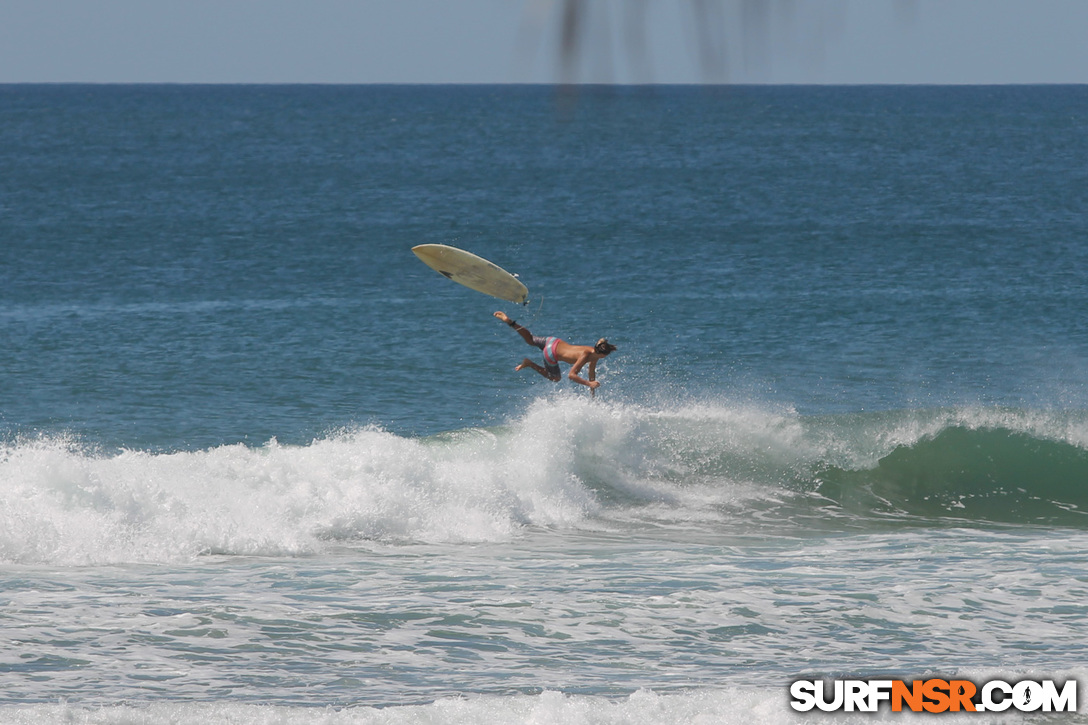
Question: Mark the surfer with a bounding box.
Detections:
[494,311,616,391]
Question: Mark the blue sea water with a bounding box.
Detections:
[2,84,1088,723]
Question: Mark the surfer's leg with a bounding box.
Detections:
[516,358,561,382]
[494,311,524,332]
[494,311,536,345]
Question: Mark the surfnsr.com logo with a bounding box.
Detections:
[789,678,1078,714]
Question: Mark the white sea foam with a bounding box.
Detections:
[0,690,777,725]
[0,398,785,565]
[0,424,590,565]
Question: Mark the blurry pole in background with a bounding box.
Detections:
[517,0,919,86]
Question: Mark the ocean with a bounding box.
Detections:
[1,84,1087,723]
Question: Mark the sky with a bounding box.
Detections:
[0,0,1086,84]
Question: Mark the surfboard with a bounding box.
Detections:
[412,244,529,305]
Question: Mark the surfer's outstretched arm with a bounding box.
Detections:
[494,311,535,346]
[568,352,600,391]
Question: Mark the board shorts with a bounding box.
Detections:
[531,335,562,379]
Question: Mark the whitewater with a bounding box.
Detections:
[6,398,1088,566]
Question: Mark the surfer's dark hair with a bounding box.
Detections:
[595,339,617,356]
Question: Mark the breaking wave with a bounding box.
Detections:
[3,398,1087,565]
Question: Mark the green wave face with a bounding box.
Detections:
[814,426,1088,526]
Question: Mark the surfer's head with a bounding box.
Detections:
[594,339,617,356]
